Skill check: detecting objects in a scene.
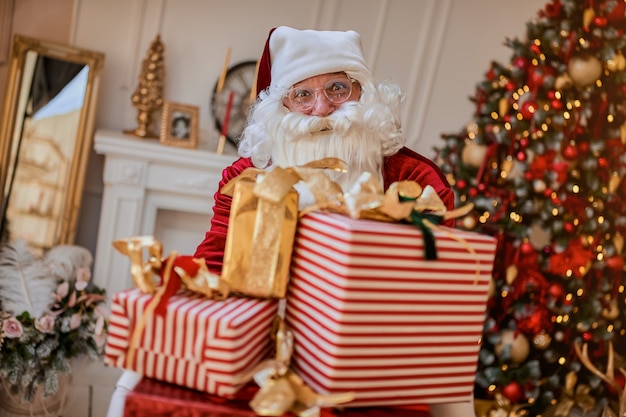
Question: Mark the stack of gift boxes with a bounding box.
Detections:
[104,165,497,412]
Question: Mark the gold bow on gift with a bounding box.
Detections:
[332,173,474,261]
[339,172,473,223]
[235,318,355,416]
[113,236,229,299]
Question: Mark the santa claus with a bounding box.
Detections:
[194,26,455,275]
[107,26,470,417]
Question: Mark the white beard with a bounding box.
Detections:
[238,81,405,192]
[267,103,385,192]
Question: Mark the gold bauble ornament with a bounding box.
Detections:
[583,7,596,29]
[609,172,622,193]
[506,265,518,285]
[555,73,574,90]
[495,330,531,363]
[494,330,530,364]
[499,97,509,117]
[606,51,626,72]
[461,142,488,168]
[602,300,620,320]
[461,214,477,230]
[568,54,603,88]
[533,332,551,350]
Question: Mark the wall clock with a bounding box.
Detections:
[211,60,257,146]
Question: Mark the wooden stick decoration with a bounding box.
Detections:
[216,91,235,154]
[216,47,232,94]
[249,59,261,103]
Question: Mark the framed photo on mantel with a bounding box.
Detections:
[160,101,199,149]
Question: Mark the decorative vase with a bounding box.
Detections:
[0,374,70,417]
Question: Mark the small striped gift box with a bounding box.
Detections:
[104,289,278,398]
[285,211,497,407]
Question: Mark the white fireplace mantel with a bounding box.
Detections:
[92,129,237,297]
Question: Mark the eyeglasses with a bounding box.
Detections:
[285,77,358,111]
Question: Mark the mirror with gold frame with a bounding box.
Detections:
[0,35,104,251]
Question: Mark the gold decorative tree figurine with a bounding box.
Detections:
[125,34,165,138]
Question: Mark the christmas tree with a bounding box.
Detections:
[434,0,626,415]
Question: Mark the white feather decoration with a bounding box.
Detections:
[44,244,93,282]
[0,239,57,319]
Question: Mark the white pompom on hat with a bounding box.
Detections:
[265,26,374,92]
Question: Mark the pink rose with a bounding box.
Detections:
[34,314,56,333]
[69,312,82,330]
[56,281,69,299]
[75,267,91,291]
[3,317,23,338]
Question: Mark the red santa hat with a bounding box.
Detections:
[255,26,374,96]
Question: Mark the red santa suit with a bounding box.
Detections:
[194,146,454,275]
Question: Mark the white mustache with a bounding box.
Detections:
[277,103,360,138]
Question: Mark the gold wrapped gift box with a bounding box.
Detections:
[220,167,300,299]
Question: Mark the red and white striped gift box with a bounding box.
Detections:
[285,211,497,407]
[104,289,278,398]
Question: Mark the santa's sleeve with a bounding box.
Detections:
[383,147,456,227]
[193,157,254,275]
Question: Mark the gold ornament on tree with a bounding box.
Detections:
[125,34,165,138]
[567,54,603,88]
[494,329,530,364]
[461,141,489,168]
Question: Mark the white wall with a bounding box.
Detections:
[70,0,545,255]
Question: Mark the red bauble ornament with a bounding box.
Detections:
[551,99,563,110]
[456,179,467,189]
[603,0,626,24]
[564,222,575,233]
[606,255,625,270]
[562,143,578,160]
[545,1,563,18]
[516,151,527,161]
[530,44,541,55]
[514,56,530,70]
[520,101,537,120]
[501,381,523,403]
[598,157,609,168]
[521,241,534,255]
[577,141,590,154]
[549,283,565,300]
[469,188,478,197]
[593,15,608,27]
[582,332,594,342]
[528,65,555,90]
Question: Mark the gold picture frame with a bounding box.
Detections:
[159,101,199,148]
[0,35,104,251]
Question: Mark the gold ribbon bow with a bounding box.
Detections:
[113,236,228,299]
[339,172,474,222]
[113,236,163,294]
[235,318,355,416]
